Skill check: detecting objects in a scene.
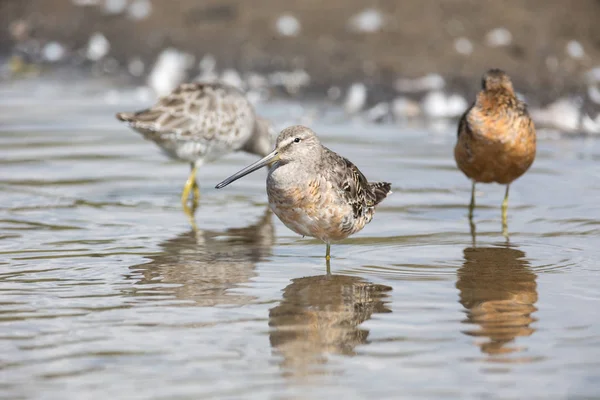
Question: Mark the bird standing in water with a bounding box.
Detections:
[455,69,536,236]
[215,125,391,263]
[116,82,274,215]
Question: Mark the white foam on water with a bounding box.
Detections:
[366,102,390,122]
[485,28,512,47]
[87,33,110,60]
[395,74,445,93]
[344,83,367,114]
[276,14,301,37]
[127,0,152,20]
[128,57,145,77]
[581,113,600,134]
[221,69,244,89]
[42,42,66,62]
[422,91,467,119]
[348,8,384,33]
[103,0,127,14]
[72,0,100,5]
[392,97,421,119]
[148,48,189,96]
[566,40,585,59]
[268,70,310,94]
[530,98,581,132]
[454,37,473,55]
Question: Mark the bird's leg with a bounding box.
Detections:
[325,243,332,275]
[502,184,510,238]
[183,208,198,232]
[181,164,196,206]
[181,164,199,229]
[181,163,200,208]
[468,181,476,220]
[467,181,477,245]
[469,215,476,247]
[191,179,200,209]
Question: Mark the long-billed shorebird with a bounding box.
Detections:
[455,69,536,235]
[215,125,391,262]
[116,82,275,214]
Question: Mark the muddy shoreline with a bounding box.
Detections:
[1,0,599,131]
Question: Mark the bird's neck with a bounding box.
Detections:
[242,119,272,157]
[476,89,517,114]
[268,159,319,189]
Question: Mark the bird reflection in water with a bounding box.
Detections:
[269,273,391,378]
[127,208,274,306]
[456,243,538,359]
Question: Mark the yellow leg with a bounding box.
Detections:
[501,184,510,238]
[468,181,476,219]
[181,164,199,230]
[192,179,200,209]
[181,165,197,206]
[181,164,200,207]
[182,206,198,231]
[325,243,331,275]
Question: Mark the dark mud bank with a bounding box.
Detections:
[1,0,600,132]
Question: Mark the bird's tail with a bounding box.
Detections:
[115,112,136,122]
[369,182,392,205]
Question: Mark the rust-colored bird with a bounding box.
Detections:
[454,69,536,235]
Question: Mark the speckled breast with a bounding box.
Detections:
[266,169,359,243]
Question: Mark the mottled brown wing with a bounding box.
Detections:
[116,82,255,148]
[515,100,536,132]
[457,103,474,138]
[368,181,392,206]
[323,149,391,218]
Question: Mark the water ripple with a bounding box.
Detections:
[0,77,599,399]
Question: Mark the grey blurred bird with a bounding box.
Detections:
[116,82,275,213]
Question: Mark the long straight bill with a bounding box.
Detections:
[215,150,279,189]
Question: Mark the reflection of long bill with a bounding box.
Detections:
[215,150,280,189]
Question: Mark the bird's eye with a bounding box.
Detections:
[294,138,301,143]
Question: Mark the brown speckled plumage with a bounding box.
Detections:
[116,82,274,164]
[215,125,391,260]
[115,81,274,213]
[455,69,536,185]
[266,126,391,244]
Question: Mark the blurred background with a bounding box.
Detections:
[2,0,600,131]
[2,2,600,399]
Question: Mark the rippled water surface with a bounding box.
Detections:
[1,77,600,399]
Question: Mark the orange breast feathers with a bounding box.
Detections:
[267,179,360,242]
[455,92,536,184]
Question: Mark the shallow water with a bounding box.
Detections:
[1,77,600,399]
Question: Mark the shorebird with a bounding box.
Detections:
[455,69,536,235]
[215,125,391,261]
[116,82,275,214]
